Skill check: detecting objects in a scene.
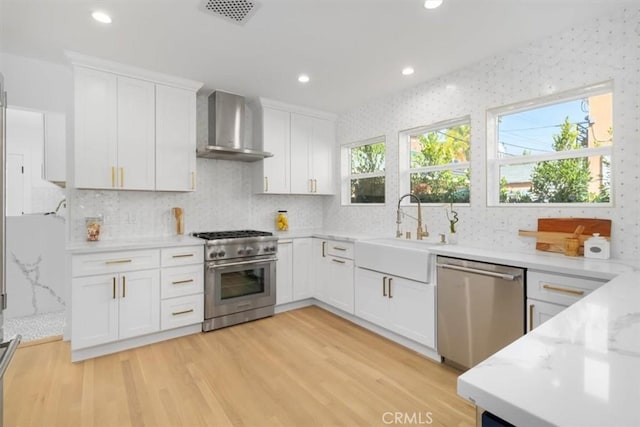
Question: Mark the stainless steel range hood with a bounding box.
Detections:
[197,91,272,162]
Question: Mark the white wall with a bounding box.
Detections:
[325,7,640,261]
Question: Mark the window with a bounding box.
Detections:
[399,117,471,204]
[487,82,613,205]
[342,137,386,204]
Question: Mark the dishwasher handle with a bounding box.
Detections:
[437,263,520,281]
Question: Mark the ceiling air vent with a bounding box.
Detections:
[202,0,259,25]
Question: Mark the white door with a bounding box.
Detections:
[74,67,117,189]
[276,241,293,305]
[5,153,24,216]
[311,239,329,302]
[388,276,435,347]
[118,270,160,339]
[310,118,334,194]
[354,267,388,328]
[290,113,313,193]
[326,256,354,314]
[71,275,119,349]
[116,76,155,190]
[156,84,196,191]
[527,299,565,332]
[261,107,290,193]
[292,238,312,300]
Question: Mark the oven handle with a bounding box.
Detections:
[208,258,277,269]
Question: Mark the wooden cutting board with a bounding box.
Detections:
[519,218,611,254]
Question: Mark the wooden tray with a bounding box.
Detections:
[518,218,611,254]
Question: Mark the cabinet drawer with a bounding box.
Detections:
[72,249,160,277]
[161,294,204,330]
[161,264,203,299]
[160,245,204,267]
[326,240,354,259]
[527,271,606,306]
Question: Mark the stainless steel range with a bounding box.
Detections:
[192,230,278,332]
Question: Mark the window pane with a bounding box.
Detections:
[498,94,612,159]
[410,124,470,168]
[351,177,385,203]
[499,155,611,203]
[410,169,470,203]
[351,142,385,174]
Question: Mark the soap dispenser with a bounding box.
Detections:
[584,233,610,259]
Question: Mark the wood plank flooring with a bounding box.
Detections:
[4,306,474,427]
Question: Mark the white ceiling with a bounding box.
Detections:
[0,0,631,113]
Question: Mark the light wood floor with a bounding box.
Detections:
[5,306,474,427]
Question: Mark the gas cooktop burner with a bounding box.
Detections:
[192,230,273,241]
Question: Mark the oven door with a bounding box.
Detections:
[205,257,276,318]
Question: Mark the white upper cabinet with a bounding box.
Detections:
[117,76,156,190]
[74,67,118,189]
[254,98,336,195]
[68,52,202,192]
[156,85,197,191]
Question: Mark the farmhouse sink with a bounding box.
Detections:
[355,237,436,283]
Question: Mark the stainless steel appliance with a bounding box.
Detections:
[436,256,525,370]
[192,230,278,331]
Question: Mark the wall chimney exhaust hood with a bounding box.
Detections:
[197,91,272,162]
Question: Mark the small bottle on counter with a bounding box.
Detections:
[584,233,610,259]
[276,210,289,231]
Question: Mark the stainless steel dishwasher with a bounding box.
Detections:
[436,256,524,370]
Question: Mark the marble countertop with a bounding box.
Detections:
[457,270,640,427]
[66,235,205,254]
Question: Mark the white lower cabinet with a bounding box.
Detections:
[325,257,355,313]
[355,267,435,348]
[72,269,160,350]
[276,240,294,305]
[161,294,204,330]
[293,238,313,300]
[527,298,566,331]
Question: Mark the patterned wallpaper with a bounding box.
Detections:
[324,7,640,261]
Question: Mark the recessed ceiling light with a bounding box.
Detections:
[298,74,310,83]
[402,67,415,76]
[92,11,112,24]
[424,0,443,9]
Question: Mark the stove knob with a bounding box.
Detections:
[217,250,226,258]
[238,249,246,255]
[245,247,254,254]
[210,251,217,258]
[269,246,276,252]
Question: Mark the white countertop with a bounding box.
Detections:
[457,270,640,427]
[66,235,205,254]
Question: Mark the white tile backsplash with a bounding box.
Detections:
[324,7,640,261]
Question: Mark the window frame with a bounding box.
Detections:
[486,81,613,207]
[398,116,471,206]
[341,136,386,206]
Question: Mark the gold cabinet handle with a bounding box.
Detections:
[120,167,124,188]
[388,278,393,299]
[313,179,317,193]
[172,254,194,258]
[529,303,534,331]
[172,279,194,285]
[321,241,326,257]
[382,276,387,297]
[112,277,116,299]
[172,309,194,316]
[111,166,116,187]
[106,259,133,265]
[122,276,126,298]
[191,171,195,190]
[264,177,269,192]
[332,258,345,264]
[542,284,585,296]
[332,246,347,251]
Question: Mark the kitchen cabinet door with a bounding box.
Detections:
[290,113,313,193]
[527,298,565,332]
[309,118,334,194]
[118,269,160,340]
[354,267,388,328]
[326,256,354,314]
[156,84,197,191]
[293,238,312,300]
[74,67,117,189]
[311,239,329,303]
[117,76,156,190]
[387,276,435,347]
[71,274,119,349]
[258,107,290,194]
[276,241,293,305]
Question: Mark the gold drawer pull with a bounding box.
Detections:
[122,275,126,298]
[529,303,534,331]
[172,279,194,285]
[112,277,116,299]
[106,259,133,265]
[332,259,346,264]
[120,167,124,188]
[191,171,195,190]
[111,166,116,187]
[332,246,347,251]
[172,254,194,258]
[172,309,194,316]
[542,284,585,296]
